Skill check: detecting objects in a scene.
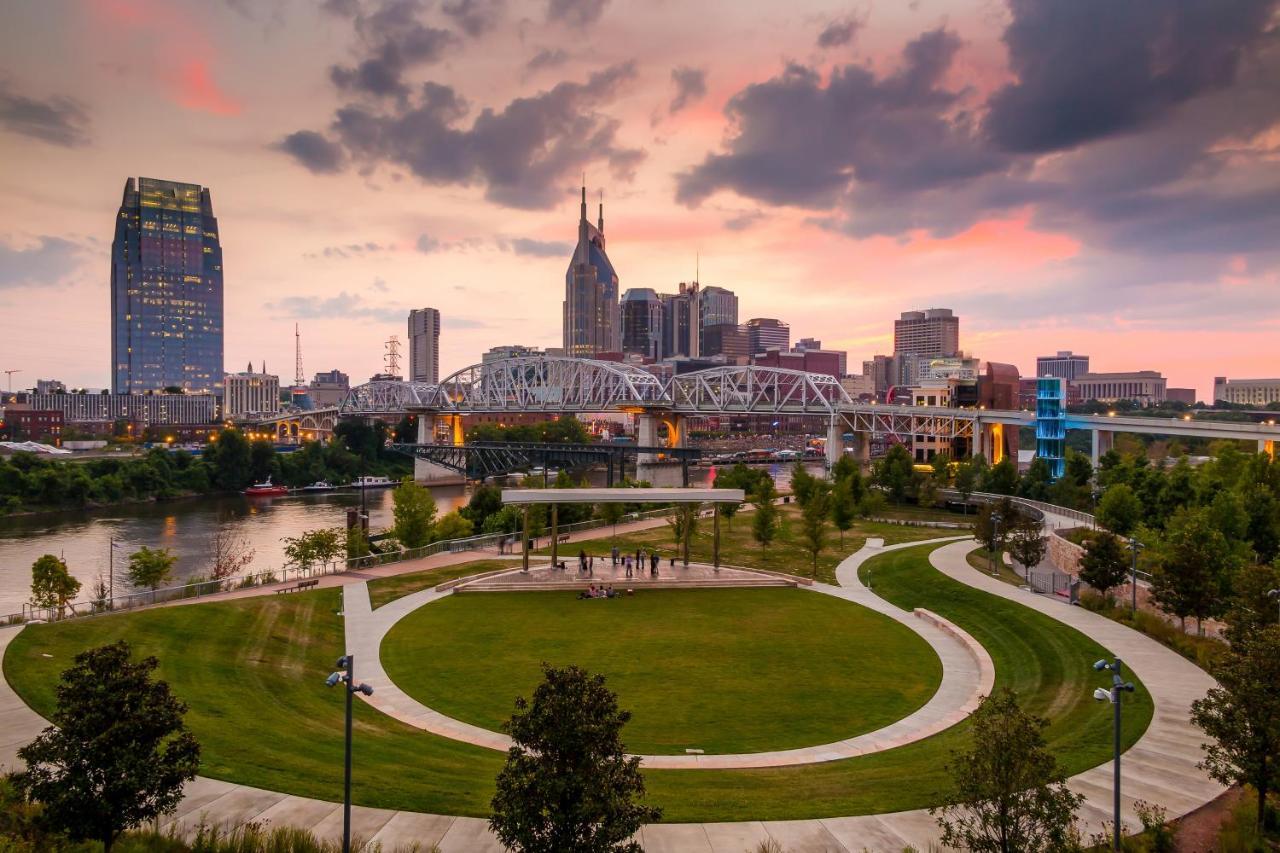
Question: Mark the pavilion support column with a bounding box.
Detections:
[712,504,721,570]
[550,503,559,569]
[521,505,530,573]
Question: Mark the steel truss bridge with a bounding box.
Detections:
[388,441,702,485]
[250,355,1278,455]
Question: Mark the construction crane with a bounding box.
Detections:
[3,369,20,392]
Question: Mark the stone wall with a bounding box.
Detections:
[1047,526,1087,575]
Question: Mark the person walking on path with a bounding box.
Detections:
[611,545,619,565]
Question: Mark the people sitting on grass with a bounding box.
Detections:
[577,584,618,600]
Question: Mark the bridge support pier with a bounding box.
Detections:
[977,423,1008,465]
[825,419,844,471]
[1261,439,1275,460]
[1091,429,1115,469]
[414,414,467,484]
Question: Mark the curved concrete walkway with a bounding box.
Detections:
[0,533,1226,851]
[343,549,992,769]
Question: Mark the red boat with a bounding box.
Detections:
[244,478,288,496]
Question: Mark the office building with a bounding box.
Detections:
[28,392,218,426]
[702,323,749,360]
[862,355,893,399]
[0,409,63,444]
[745,317,790,355]
[308,370,350,408]
[752,348,841,379]
[223,363,280,418]
[979,363,1021,410]
[1036,351,1090,381]
[1213,377,1280,406]
[893,308,959,357]
[482,344,544,364]
[1166,388,1197,405]
[563,186,620,356]
[1072,371,1167,406]
[698,285,738,352]
[111,177,224,394]
[840,373,875,400]
[408,307,441,383]
[35,379,66,395]
[620,289,664,359]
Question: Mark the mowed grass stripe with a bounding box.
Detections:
[381,587,942,755]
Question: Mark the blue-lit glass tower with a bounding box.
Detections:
[111,177,224,394]
[1036,376,1066,480]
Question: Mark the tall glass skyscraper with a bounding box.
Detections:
[563,186,620,356]
[111,177,224,394]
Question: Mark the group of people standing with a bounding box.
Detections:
[610,545,660,578]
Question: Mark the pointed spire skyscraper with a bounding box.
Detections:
[563,184,620,356]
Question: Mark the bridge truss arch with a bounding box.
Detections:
[339,380,444,414]
[668,365,852,415]
[435,356,667,413]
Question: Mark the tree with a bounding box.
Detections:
[667,503,699,565]
[29,554,81,618]
[931,451,953,486]
[345,523,371,560]
[489,664,661,853]
[209,530,254,580]
[1191,625,1280,835]
[1096,484,1142,537]
[15,641,200,852]
[1006,515,1047,576]
[789,461,817,506]
[933,688,1083,853]
[126,546,176,597]
[461,484,504,531]
[205,428,251,490]
[392,478,437,548]
[982,458,1019,496]
[751,480,779,556]
[1223,560,1280,639]
[955,461,978,514]
[799,481,831,577]
[874,444,914,504]
[597,501,626,538]
[433,510,474,542]
[831,453,859,483]
[1018,458,1053,502]
[974,498,1018,557]
[914,471,939,509]
[282,528,343,572]
[1149,507,1240,633]
[1078,530,1130,601]
[829,476,857,546]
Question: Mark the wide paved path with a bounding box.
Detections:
[0,534,1225,851]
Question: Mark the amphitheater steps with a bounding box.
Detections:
[454,577,794,593]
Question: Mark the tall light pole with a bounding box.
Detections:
[1094,657,1136,852]
[989,511,1003,576]
[1128,536,1143,614]
[326,654,373,853]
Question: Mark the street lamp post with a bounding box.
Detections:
[989,512,1003,576]
[1093,657,1136,852]
[326,654,374,853]
[1128,537,1144,615]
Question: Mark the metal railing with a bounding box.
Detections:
[3,505,682,627]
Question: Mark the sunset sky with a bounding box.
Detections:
[1,0,1278,399]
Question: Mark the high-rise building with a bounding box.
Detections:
[698,285,738,353]
[1072,371,1167,406]
[408,307,441,383]
[893,308,958,357]
[308,369,350,408]
[35,379,66,395]
[111,177,224,395]
[563,187,620,356]
[660,283,700,358]
[224,362,280,418]
[620,289,664,359]
[1213,377,1280,406]
[702,323,749,360]
[1036,351,1090,381]
[745,317,790,355]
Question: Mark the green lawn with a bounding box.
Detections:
[3,540,1155,822]
[965,547,1025,587]
[382,588,942,755]
[542,505,960,584]
[366,559,518,609]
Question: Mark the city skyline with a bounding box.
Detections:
[2,1,1279,398]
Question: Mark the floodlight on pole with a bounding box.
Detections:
[325,653,374,853]
[1093,657,1137,852]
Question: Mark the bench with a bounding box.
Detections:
[557,533,571,544]
[276,578,320,595]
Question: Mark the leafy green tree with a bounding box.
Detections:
[1191,625,1280,836]
[1063,450,1094,491]
[799,481,831,577]
[597,501,626,538]
[751,480,779,556]
[15,641,200,853]
[392,478,437,548]
[931,451,953,486]
[667,503,699,565]
[1018,458,1053,502]
[461,484,504,530]
[30,554,81,617]
[283,528,343,571]
[954,461,977,514]
[789,461,817,506]
[248,439,275,483]
[831,453,860,483]
[1149,507,1241,634]
[205,428,252,490]
[974,498,1018,557]
[126,546,176,597]
[829,476,857,546]
[874,444,915,504]
[982,457,1019,496]
[914,471,939,509]
[1223,560,1280,639]
[490,664,660,853]
[433,510,474,542]
[1078,530,1130,601]
[1096,484,1142,537]
[1006,515,1046,575]
[345,524,371,560]
[933,688,1083,853]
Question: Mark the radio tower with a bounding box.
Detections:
[294,324,305,387]
[384,335,402,379]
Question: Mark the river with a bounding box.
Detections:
[0,462,817,615]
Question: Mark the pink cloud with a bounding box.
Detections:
[173,60,241,117]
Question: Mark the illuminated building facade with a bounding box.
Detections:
[111,177,224,395]
[563,187,620,356]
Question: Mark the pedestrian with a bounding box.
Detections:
[625,560,632,579]
[650,551,658,572]
[611,545,619,565]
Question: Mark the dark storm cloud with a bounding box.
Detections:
[668,67,707,114]
[0,82,90,147]
[499,237,573,257]
[329,0,456,99]
[985,0,1279,153]
[441,0,505,38]
[676,29,1006,209]
[547,0,609,28]
[526,47,569,73]
[0,236,82,289]
[816,17,859,49]
[276,130,346,173]
[286,62,642,209]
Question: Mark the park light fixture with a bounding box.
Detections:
[988,512,1003,576]
[326,654,374,853]
[1127,537,1144,614]
[1093,658,1137,852]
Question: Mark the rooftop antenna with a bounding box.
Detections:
[294,323,304,386]
[696,251,700,285]
[598,188,604,233]
[384,335,402,378]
